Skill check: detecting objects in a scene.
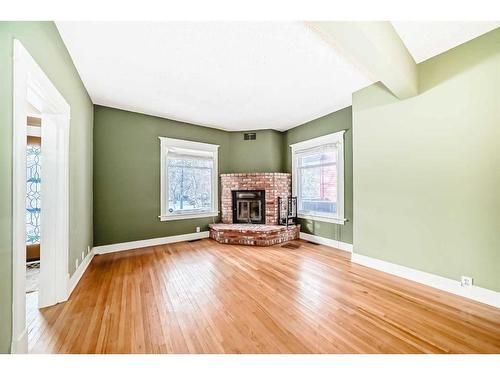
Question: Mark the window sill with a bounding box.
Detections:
[298,214,347,225]
[159,211,220,222]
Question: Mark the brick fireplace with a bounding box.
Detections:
[210,173,300,246]
[220,173,291,225]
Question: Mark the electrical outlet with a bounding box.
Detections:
[75,258,79,269]
[81,251,85,261]
[196,226,201,233]
[461,276,473,287]
[87,245,91,254]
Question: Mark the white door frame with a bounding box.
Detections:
[11,40,71,353]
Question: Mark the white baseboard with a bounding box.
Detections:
[299,232,353,253]
[67,248,95,299]
[93,231,210,255]
[352,253,500,309]
[10,328,27,354]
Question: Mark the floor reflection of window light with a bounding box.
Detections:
[297,259,326,312]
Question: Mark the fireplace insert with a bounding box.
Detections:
[232,190,265,224]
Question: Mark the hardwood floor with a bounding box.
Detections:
[28,239,500,353]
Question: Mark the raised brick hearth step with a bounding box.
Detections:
[209,223,300,246]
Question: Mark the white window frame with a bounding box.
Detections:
[290,131,346,225]
[159,137,219,221]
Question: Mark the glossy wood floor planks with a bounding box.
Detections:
[28,239,500,353]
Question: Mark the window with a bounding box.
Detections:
[290,131,346,224]
[26,143,41,244]
[159,137,219,221]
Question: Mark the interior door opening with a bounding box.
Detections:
[12,40,71,354]
[25,110,42,345]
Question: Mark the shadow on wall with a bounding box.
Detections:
[419,29,500,93]
[299,218,344,241]
[354,30,500,110]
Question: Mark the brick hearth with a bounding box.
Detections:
[209,223,300,246]
[220,172,291,225]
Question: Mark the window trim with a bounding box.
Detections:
[159,137,220,221]
[290,131,346,225]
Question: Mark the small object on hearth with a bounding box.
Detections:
[277,196,297,226]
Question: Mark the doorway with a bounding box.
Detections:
[11,40,71,353]
[25,110,42,345]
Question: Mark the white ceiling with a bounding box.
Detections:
[56,21,373,131]
[57,21,499,132]
[392,21,500,63]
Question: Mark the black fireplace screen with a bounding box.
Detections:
[232,190,265,224]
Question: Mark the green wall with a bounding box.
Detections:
[352,28,500,292]
[228,130,284,173]
[0,22,93,353]
[93,106,229,246]
[283,107,353,244]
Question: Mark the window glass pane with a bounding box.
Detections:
[297,148,337,216]
[298,144,337,167]
[168,157,213,168]
[299,153,323,167]
[167,157,213,212]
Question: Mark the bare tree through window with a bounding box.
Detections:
[167,157,213,212]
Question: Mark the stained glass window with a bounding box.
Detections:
[26,144,41,245]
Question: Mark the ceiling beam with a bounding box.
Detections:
[306,21,418,99]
